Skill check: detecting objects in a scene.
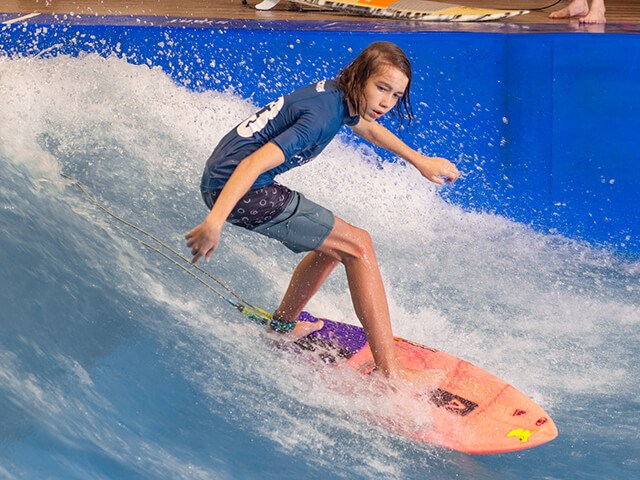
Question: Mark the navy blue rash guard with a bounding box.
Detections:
[200,80,360,193]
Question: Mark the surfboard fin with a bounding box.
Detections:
[255,0,281,10]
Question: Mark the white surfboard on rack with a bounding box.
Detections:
[252,0,529,22]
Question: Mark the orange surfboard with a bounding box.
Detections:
[296,312,558,454]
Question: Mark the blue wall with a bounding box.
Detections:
[2,18,638,255]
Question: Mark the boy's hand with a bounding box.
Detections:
[185,219,221,264]
[415,155,460,184]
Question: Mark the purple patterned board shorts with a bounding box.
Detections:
[202,184,335,253]
[202,183,294,230]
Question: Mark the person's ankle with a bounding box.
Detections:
[268,315,296,333]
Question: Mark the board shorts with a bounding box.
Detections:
[202,185,335,254]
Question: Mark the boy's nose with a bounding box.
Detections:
[380,94,394,109]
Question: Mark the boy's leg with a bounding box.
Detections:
[275,215,443,386]
[272,251,337,339]
[320,218,401,377]
[274,251,340,321]
[278,216,401,376]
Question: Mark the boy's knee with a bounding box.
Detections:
[319,219,376,263]
[339,226,375,262]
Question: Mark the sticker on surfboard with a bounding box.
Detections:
[253,0,529,22]
[291,311,558,454]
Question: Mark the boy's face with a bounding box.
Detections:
[360,66,409,122]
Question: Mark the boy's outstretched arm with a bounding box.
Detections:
[185,142,285,264]
[350,118,460,184]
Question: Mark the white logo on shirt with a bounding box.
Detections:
[316,80,326,92]
[237,96,284,138]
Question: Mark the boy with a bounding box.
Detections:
[186,42,459,384]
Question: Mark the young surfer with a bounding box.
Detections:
[186,42,459,384]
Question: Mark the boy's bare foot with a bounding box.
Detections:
[549,0,589,19]
[291,319,324,339]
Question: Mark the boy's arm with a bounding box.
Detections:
[350,118,459,184]
[185,142,285,264]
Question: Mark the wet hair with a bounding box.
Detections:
[336,41,414,124]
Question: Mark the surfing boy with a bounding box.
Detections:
[186,42,459,384]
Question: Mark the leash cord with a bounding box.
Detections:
[61,173,273,326]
